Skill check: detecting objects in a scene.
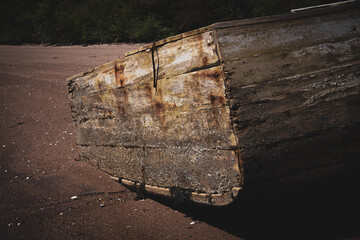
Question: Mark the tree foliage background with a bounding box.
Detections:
[0,0,343,44]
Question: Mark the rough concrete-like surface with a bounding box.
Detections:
[0,44,359,240]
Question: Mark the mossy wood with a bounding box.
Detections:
[67,1,360,205]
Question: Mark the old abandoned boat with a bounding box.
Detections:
[67,1,360,205]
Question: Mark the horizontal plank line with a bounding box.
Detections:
[229,60,360,90]
[77,144,239,151]
[223,36,360,62]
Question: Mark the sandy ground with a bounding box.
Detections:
[0,44,359,240]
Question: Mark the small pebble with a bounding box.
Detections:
[190,221,195,225]
[99,203,105,207]
[71,196,78,200]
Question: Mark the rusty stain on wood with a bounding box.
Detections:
[67,1,360,205]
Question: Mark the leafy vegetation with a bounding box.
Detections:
[0,0,343,44]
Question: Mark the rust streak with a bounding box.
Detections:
[152,89,171,130]
[209,94,225,105]
[208,94,224,128]
[116,89,129,116]
[193,69,222,85]
[96,79,103,91]
[114,64,125,87]
[102,110,114,118]
[145,84,153,102]
[203,56,209,65]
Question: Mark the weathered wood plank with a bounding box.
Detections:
[78,145,241,194]
[217,8,360,61]
[75,117,237,149]
[67,31,220,99]
[70,66,237,149]
[78,145,145,181]
[219,5,360,190]
[143,147,240,193]
[230,64,360,124]
[125,25,215,56]
[223,38,360,87]
[236,90,360,149]
[241,123,360,188]
[71,66,228,119]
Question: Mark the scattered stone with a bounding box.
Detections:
[190,221,195,225]
[71,196,78,200]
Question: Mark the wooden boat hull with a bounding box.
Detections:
[67,1,360,205]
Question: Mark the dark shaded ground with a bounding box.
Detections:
[0,44,359,240]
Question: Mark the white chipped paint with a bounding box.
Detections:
[103,74,115,86]
[131,66,150,79]
[167,79,185,94]
[199,79,218,89]
[169,51,194,66]
[293,39,357,58]
[141,114,155,127]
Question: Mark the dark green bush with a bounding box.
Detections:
[0,0,346,44]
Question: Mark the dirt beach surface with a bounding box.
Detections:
[1,44,359,240]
